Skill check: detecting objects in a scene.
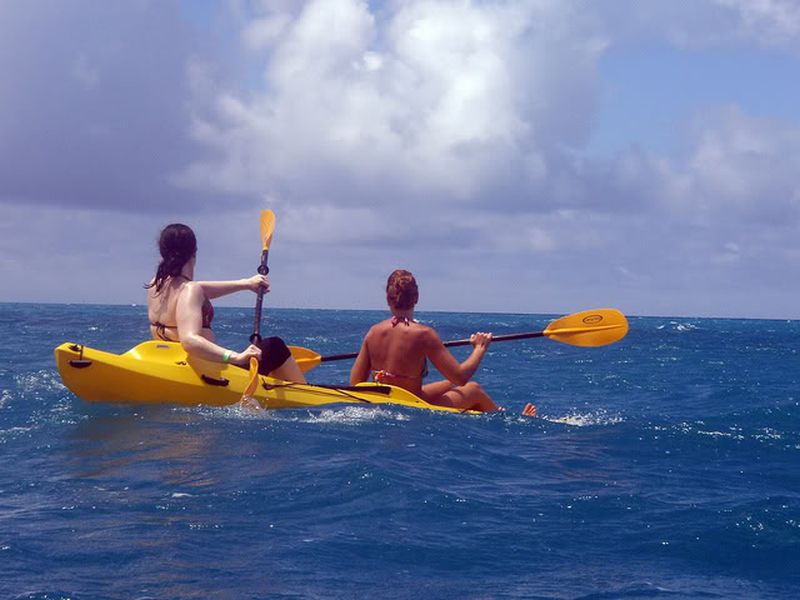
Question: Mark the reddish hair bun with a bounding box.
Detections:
[386,269,418,310]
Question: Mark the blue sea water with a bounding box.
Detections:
[0,302,798,599]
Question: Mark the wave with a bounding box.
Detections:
[668,419,798,448]
[574,582,712,599]
[656,321,700,332]
[206,403,411,425]
[0,425,34,444]
[542,409,625,427]
[13,370,66,396]
[302,406,411,425]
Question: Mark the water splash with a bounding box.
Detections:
[0,388,10,409]
[302,405,410,425]
[656,321,700,332]
[543,409,625,427]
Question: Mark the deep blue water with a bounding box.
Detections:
[0,302,798,599]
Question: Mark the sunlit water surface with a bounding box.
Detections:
[0,304,798,599]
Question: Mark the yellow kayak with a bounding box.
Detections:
[54,341,470,413]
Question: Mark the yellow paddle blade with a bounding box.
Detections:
[242,356,260,399]
[544,308,629,347]
[260,210,276,251]
[289,345,322,373]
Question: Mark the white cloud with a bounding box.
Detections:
[674,106,800,225]
[592,0,800,51]
[175,0,606,209]
[165,0,800,317]
[712,0,800,47]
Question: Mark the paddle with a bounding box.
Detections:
[288,308,629,373]
[242,210,276,401]
[250,209,276,343]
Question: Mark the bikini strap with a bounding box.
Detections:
[151,322,177,341]
[372,367,424,382]
[391,315,414,327]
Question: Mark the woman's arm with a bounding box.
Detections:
[176,282,259,366]
[425,329,491,386]
[349,336,372,385]
[197,274,268,300]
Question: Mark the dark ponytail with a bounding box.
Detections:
[145,224,197,293]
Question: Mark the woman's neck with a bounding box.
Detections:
[181,261,194,281]
[391,308,414,321]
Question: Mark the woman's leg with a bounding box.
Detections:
[258,337,306,383]
[421,379,454,399]
[268,356,306,383]
[423,380,500,412]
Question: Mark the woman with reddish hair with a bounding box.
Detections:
[350,269,502,412]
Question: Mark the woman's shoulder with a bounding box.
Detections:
[175,279,204,302]
[366,320,392,336]
[418,322,441,339]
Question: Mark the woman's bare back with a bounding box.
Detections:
[147,277,189,341]
[364,319,430,393]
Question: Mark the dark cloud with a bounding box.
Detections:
[0,0,243,212]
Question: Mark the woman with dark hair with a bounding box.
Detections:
[349,269,504,412]
[146,223,305,383]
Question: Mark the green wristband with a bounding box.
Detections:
[222,350,232,363]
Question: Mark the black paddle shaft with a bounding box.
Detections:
[250,249,270,343]
[320,330,546,363]
[443,330,546,347]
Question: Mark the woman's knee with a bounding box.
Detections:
[463,381,484,395]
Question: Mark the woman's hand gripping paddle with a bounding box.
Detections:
[287,308,629,373]
[242,210,276,405]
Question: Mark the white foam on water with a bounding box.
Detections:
[197,402,410,425]
[0,425,34,444]
[485,320,516,328]
[754,427,783,441]
[543,409,624,427]
[200,403,281,421]
[658,321,699,332]
[302,405,410,425]
[674,421,789,443]
[696,429,745,441]
[14,370,66,395]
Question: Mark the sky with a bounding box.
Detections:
[1,0,799,319]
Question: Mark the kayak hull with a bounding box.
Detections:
[54,341,468,413]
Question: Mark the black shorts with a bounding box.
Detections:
[255,336,291,375]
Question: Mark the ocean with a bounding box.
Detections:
[0,303,798,599]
